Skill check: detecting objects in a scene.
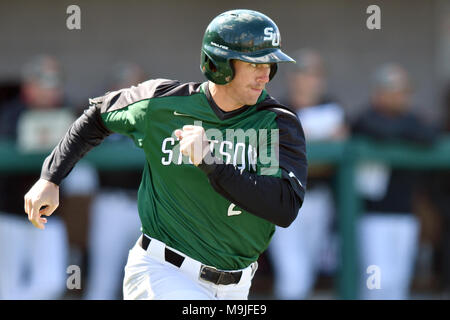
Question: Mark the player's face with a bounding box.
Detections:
[227,60,271,106]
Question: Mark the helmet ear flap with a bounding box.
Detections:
[207,57,217,73]
[201,50,219,83]
[202,52,217,74]
[226,59,235,83]
[201,49,234,84]
[269,63,278,81]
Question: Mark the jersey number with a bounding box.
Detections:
[227,203,242,216]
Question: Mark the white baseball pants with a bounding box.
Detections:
[357,213,419,300]
[123,236,258,300]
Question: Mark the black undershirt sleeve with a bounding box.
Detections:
[198,108,308,228]
[40,104,112,185]
[39,79,191,186]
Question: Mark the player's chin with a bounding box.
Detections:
[246,89,263,105]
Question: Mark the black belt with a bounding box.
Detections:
[139,234,242,285]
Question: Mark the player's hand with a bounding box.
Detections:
[174,125,210,166]
[24,178,60,230]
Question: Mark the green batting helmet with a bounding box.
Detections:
[200,9,295,85]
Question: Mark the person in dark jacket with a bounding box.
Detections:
[269,49,347,299]
[352,63,437,299]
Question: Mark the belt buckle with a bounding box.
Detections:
[199,265,218,284]
[199,265,241,285]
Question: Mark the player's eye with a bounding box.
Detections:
[250,63,257,68]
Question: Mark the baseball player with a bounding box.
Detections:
[24,9,307,300]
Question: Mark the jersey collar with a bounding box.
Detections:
[202,82,267,121]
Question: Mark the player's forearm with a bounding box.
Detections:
[41,105,111,185]
[199,162,302,228]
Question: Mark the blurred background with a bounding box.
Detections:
[0,0,449,300]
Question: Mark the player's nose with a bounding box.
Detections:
[256,65,271,84]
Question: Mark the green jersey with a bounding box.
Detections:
[42,79,307,270]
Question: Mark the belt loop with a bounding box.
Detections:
[140,234,150,251]
[251,261,258,277]
[147,237,166,262]
[216,272,225,285]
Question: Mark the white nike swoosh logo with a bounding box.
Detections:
[173,111,192,117]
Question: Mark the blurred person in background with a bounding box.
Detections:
[82,62,144,300]
[268,49,348,299]
[352,63,437,299]
[425,82,450,297]
[0,55,70,299]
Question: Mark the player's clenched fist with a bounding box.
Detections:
[24,178,60,229]
[174,125,210,166]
